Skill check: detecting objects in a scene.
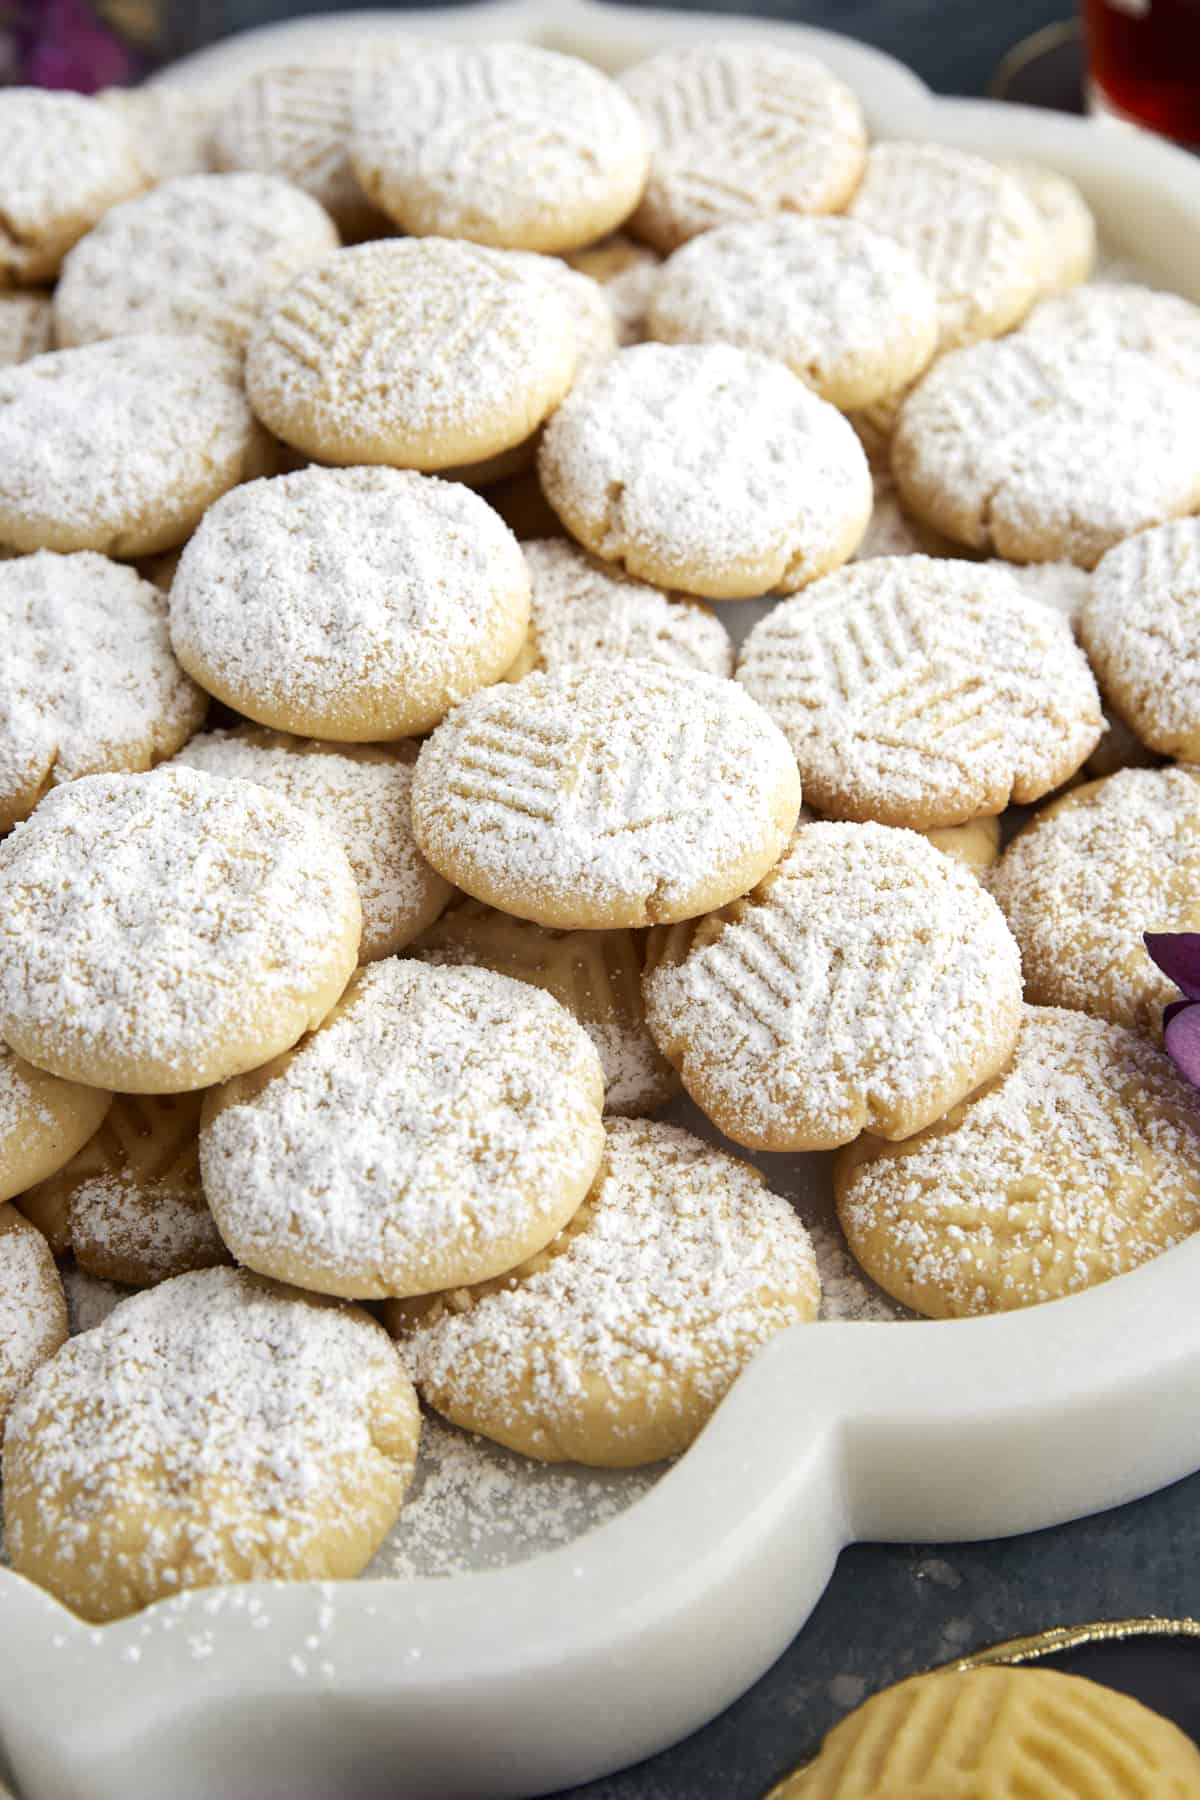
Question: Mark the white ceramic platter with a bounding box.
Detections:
[5,6,1200,1796]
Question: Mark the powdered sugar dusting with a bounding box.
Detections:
[0,1208,66,1421]
[0,87,147,283]
[1021,281,1200,387]
[994,558,1092,633]
[1080,517,1200,757]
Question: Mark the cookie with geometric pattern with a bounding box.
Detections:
[989,767,1200,1039]
[351,43,649,253]
[643,821,1023,1151]
[0,1205,67,1434]
[0,293,52,367]
[619,43,866,253]
[411,661,802,929]
[98,84,217,185]
[1080,518,1200,761]
[410,898,680,1116]
[1020,281,1200,387]
[784,1664,1200,1796]
[736,557,1102,829]
[0,1043,111,1206]
[1002,159,1096,296]
[245,239,577,469]
[54,172,339,352]
[835,1005,1200,1319]
[0,88,147,284]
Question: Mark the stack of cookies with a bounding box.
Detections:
[1,33,1200,1626]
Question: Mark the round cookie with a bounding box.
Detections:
[0,1206,67,1432]
[0,293,52,367]
[0,88,147,285]
[1002,159,1096,296]
[539,342,871,599]
[16,1091,230,1288]
[565,232,660,345]
[411,899,680,1116]
[847,142,1044,353]
[168,467,530,740]
[989,766,1200,1039]
[836,1005,1200,1318]
[200,959,606,1300]
[647,216,938,411]
[1020,280,1200,386]
[0,551,207,832]
[98,85,217,185]
[2,1266,420,1622]
[1080,518,1200,760]
[619,42,866,253]
[0,766,361,1092]
[386,1117,820,1467]
[643,821,1022,1152]
[736,557,1102,829]
[0,334,269,557]
[351,43,648,254]
[0,1044,111,1205]
[892,331,1200,569]
[245,239,577,469]
[54,172,339,352]
[922,814,1002,877]
[411,661,802,929]
[787,1664,1200,1798]
[509,538,733,680]
[173,729,453,960]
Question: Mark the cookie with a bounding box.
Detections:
[0,1044,111,1205]
[98,85,217,184]
[1080,518,1200,760]
[54,172,339,352]
[0,551,207,832]
[848,142,1044,353]
[736,557,1101,829]
[539,342,871,599]
[1021,280,1200,385]
[386,1117,820,1466]
[245,239,577,469]
[996,557,1093,633]
[989,767,1200,1039]
[2,1266,420,1621]
[0,334,269,557]
[565,232,660,345]
[0,292,52,367]
[787,1664,1200,1797]
[647,216,938,411]
[0,1206,67,1432]
[200,959,605,1300]
[173,729,453,960]
[509,538,733,680]
[351,44,648,254]
[1002,159,1096,295]
[16,1092,230,1289]
[0,88,146,285]
[619,43,866,253]
[411,899,679,1116]
[836,1005,1200,1318]
[922,814,1002,876]
[643,822,1021,1152]
[168,467,530,740]
[892,332,1200,569]
[411,661,801,929]
[0,766,361,1092]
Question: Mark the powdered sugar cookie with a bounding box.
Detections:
[565,233,660,345]
[509,538,732,680]
[0,335,268,557]
[836,1005,1200,1318]
[0,1044,111,1205]
[412,662,801,929]
[848,143,1043,353]
[620,43,866,254]
[648,216,938,411]
[736,558,1101,829]
[246,239,576,469]
[0,88,146,285]
[411,899,679,1116]
[644,822,1021,1152]
[1080,518,1200,760]
[173,729,453,959]
[0,293,52,366]
[893,332,1200,568]
[539,343,870,599]
[201,960,605,1300]
[0,766,360,1092]
[2,1266,420,1621]
[1021,281,1200,386]
[990,767,1200,1039]
[996,557,1093,633]
[1002,160,1096,295]
[54,172,339,352]
[168,467,529,740]
[0,552,207,833]
[0,1207,66,1432]
[387,1117,819,1466]
[351,44,648,254]
[98,85,216,184]
[922,814,1002,876]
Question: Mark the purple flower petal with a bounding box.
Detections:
[1145,932,1200,1002]
[1164,1001,1200,1089]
